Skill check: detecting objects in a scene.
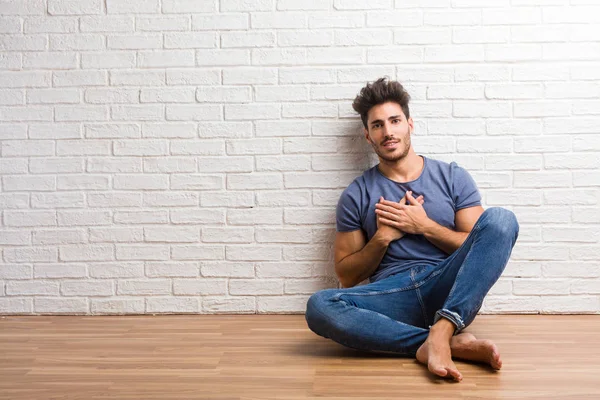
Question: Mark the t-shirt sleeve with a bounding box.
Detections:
[336,182,363,232]
[450,162,482,211]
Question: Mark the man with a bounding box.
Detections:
[305,77,519,382]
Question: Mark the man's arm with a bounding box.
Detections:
[422,205,485,255]
[334,230,391,288]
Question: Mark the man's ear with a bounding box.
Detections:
[407,117,414,134]
[363,128,371,143]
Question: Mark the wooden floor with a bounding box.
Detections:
[1,315,599,400]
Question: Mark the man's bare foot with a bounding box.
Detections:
[416,331,462,381]
[450,332,502,370]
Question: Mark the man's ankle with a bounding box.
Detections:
[430,318,456,338]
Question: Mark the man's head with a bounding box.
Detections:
[352,78,414,163]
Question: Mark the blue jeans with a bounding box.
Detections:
[305,207,519,357]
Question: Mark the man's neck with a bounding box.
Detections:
[377,152,424,183]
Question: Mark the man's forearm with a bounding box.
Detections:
[422,220,469,255]
[336,231,391,288]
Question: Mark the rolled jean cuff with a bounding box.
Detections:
[433,309,466,334]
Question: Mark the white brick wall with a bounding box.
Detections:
[1,0,599,315]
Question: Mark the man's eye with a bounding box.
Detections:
[392,119,400,123]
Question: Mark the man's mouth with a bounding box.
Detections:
[382,141,398,149]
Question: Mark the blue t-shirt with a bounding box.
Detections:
[336,155,482,283]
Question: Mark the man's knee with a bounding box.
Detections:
[479,207,519,241]
[305,289,337,335]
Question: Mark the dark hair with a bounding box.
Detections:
[352,77,411,129]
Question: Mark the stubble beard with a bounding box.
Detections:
[370,126,411,163]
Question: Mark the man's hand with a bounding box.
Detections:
[375,192,424,243]
[375,191,431,235]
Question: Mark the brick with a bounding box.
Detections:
[89,227,143,243]
[336,29,391,46]
[196,86,251,103]
[192,14,247,30]
[0,158,27,174]
[146,262,199,277]
[35,263,86,279]
[116,279,171,295]
[7,280,59,296]
[162,0,216,13]
[256,191,310,207]
[142,123,196,138]
[229,279,283,295]
[196,122,249,140]
[144,226,200,243]
[256,155,310,171]
[257,295,309,313]
[201,262,254,278]
[284,208,336,224]
[0,106,53,122]
[171,174,224,190]
[107,0,159,13]
[143,157,196,173]
[146,297,200,313]
[59,245,113,261]
[87,157,142,173]
[221,0,273,12]
[58,210,111,226]
[256,120,310,137]
[198,156,253,172]
[227,208,283,225]
[85,124,139,139]
[280,30,334,46]
[138,16,189,31]
[33,229,86,245]
[170,209,225,224]
[57,175,110,190]
[62,281,114,296]
[227,173,283,190]
[4,211,57,227]
[200,192,254,207]
[92,299,144,314]
[225,104,280,120]
[35,298,88,314]
[0,34,47,51]
[171,245,224,260]
[0,230,30,246]
[226,245,281,261]
[0,71,50,88]
[30,192,85,209]
[24,16,77,33]
[113,174,169,190]
[23,52,78,69]
[48,0,102,15]
[49,34,104,51]
[114,210,169,224]
[166,105,222,121]
[251,12,307,28]
[110,70,165,86]
[197,49,250,66]
[165,32,217,48]
[310,13,364,28]
[222,31,275,48]
[89,262,144,278]
[80,16,134,32]
[116,245,169,261]
[202,227,254,243]
[87,192,142,208]
[144,192,199,207]
[223,67,277,84]
[138,50,195,68]
[255,228,311,243]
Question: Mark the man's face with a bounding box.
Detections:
[364,101,414,163]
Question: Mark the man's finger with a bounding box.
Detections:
[405,191,420,205]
